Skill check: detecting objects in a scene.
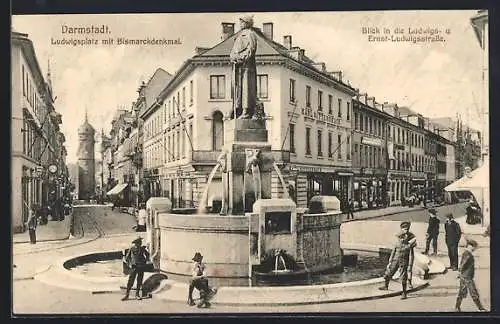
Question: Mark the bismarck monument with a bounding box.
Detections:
[153,16,343,279]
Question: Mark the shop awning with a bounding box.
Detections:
[107,183,128,196]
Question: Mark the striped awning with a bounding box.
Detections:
[106,183,128,196]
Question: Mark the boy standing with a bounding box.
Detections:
[455,239,487,312]
[379,223,416,300]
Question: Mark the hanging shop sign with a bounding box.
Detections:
[361,137,383,147]
[289,164,337,174]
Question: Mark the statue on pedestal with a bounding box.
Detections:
[230,15,258,119]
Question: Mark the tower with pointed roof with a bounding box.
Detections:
[77,110,96,200]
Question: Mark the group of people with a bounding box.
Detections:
[121,236,216,308]
[379,208,486,311]
[25,196,73,244]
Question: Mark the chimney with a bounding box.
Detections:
[367,97,376,107]
[358,93,368,104]
[263,22,273,40]
[328,71,342,82]
[221,22,235,40]
[312,62,326,73]
[283,35,292,49]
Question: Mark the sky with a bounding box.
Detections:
[12,10,486,163]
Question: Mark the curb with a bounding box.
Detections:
[13,213,74,245]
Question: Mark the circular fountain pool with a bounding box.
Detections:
[69,250,388,287]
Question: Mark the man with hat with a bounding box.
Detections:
[121,236,150,301]
[399,221,417,289]
[444,213,462,271]
[455,239,486,312]
[379,222,417,299]
[187,252,217,308]
[423,208,440,256]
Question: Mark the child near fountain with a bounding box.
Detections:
[187,252,217,308]
[379,222,416,300]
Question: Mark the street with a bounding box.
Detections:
[12,203,490,314]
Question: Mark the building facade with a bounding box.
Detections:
[138,22,356,209]
[11,31,68,232]
[77,113,96,200]
[352,96,388,209]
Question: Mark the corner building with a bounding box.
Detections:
[140,22,356,209]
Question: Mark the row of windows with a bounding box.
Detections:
[23,116,42,160]
[289,124,351,160]
[22,64,44,120]
[353,144,386,169]
[290,79,350,119]
[389,151,436,172]
[210,75,268,100]
[354,112,385,138]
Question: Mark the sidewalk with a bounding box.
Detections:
[351,204,425,221]
[13,213,73,244]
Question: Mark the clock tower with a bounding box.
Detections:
[77,110,96,200]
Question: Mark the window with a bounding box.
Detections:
[360,114,364,131]
[172,132,175,160]
[397,128,401,143]
[177,92,180,110]
[369,117,373,134]
[22,65,25,96]
[318,90,323,111]
[189,80,193,105]
[305,127,311,155]
[328,132,333,157]
[337,134,342,159]
[338,99,342,117]
[289,123,295,153]
[378,120,382,137]
[176,130,180,160]
[182,87,186,108]
[306,86,311,107]
[354,143,358,165]
[354,112,358,130]
[289,79,296,102]
[317,130,323,156]
[212,111,224,151]
[347,102,350,120]
[167,136,170,162]
[328,95,333,114]
[189,123,193,153]
[210,75,225,99]
[181,127,185,158]
[257,74,268,99]
[346,135,351,160]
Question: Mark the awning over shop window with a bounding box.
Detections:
[107,183,128,196]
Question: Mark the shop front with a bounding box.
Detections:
[353,168,387,210]
[288,164,352,209]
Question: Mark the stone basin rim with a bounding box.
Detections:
[53,243,428,291]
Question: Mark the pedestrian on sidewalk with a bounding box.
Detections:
[422,208,440,256]
[187,252,217,308]
[378,223,416,300]
[26,205,38,244]
[454,239,486,312]
[347,199,355,220]
[136,203,147,232]
[121,237,150,301]
[444,213,462,271]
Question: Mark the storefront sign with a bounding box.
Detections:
[361,137,383,147]
[289,165,336,173]
[394,144,406,151]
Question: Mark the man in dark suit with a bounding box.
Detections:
[444,213,462,271]
[122,237,150,301]
[422,208,440,256]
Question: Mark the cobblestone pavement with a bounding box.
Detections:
[12,203,490,314]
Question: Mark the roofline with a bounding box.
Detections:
[12,32,51,105]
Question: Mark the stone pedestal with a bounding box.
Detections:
[224,119,273,214]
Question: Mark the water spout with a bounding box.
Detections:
[197,151,227,214]
[273,250,290,273]
[273,162,289,199]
